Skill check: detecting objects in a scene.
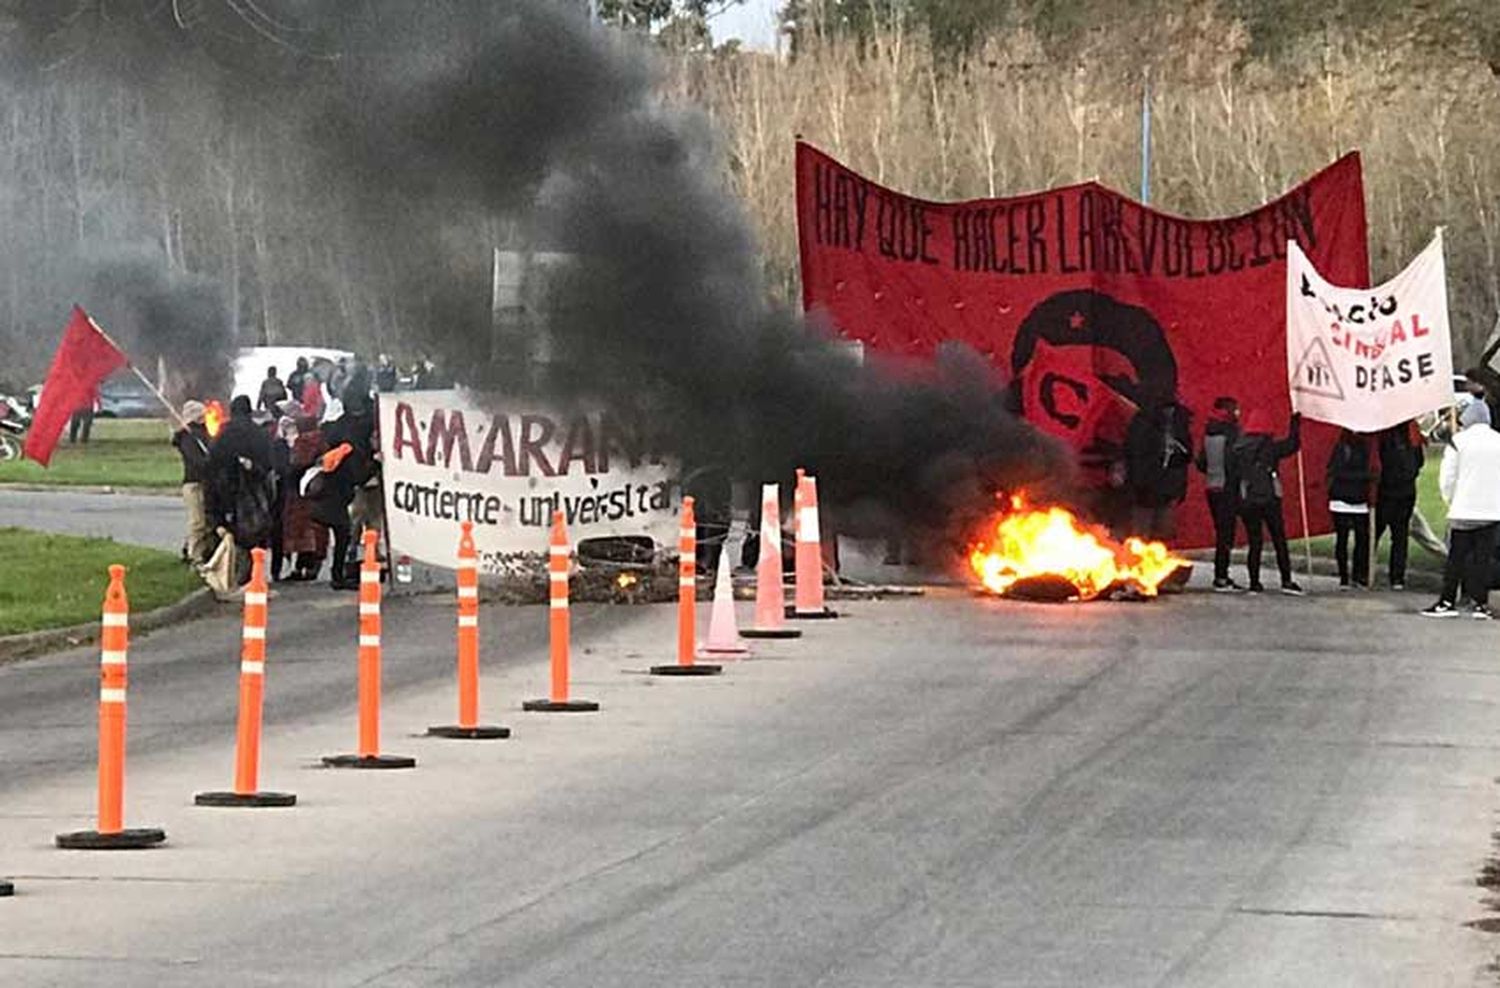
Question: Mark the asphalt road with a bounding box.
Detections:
[0,488,182,552]
[3,562,1499,986]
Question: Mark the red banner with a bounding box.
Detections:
[795,143,1370,547]
[24,306,128,466]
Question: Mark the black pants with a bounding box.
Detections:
[697,520,727,581]
[1441,523,1499,607]
[1375,495,1415,585]
[68,409,93,443]
[1332,511,1370,585]
[1241,500,1292,586]
[1206,490,1238,581]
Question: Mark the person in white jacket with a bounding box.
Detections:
[1423,401,1500,618]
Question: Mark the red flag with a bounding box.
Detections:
[24,307,129,466]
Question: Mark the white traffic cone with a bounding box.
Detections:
[702,550,749,655]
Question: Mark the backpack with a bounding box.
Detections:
[1237,439,1282,504]
[230,456,273,547]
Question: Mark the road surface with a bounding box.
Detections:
[2,565,1498,986]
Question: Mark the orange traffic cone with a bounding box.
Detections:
[57,565,167,849]
[702,550,749,655]
[429,521,511,739]
[195,548,296,807]
[323,531,417,768]
[652,497,723,676]
[743,482,801,640]
[524,512,600,711]
[789,471,837,619]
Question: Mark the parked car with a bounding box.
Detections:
[96,373,160,418]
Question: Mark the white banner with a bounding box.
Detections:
[378,390,678,572]
[1286,231,1453,432]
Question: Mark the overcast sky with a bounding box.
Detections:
[711,0,779,50]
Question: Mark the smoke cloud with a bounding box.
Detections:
[4,0,1070,543]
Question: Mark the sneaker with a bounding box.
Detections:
[1391,582,1406,591]
[1280,581,1305,596]
[1212,578,1240,593]
[1420,601,1459,618]
[1338,580,1351,591]
[1247,582,1265,594]
[1473,605,1494,621]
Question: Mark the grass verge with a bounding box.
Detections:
[0,527,202,636]
[0,418,179,489]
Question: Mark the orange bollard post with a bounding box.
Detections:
[429,521,511,739]
[742,482,801,639]
[196,549,296,807]
[323,531,417,768]
[651,497,723,676]
[789,471,837,620]
[57,565,166,850]
[524,512,599,712]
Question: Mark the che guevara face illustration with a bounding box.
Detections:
[1010,290,1180,485]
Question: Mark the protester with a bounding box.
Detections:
[1375,421,1424,590]
[300,371,326,421]
[1464,366,1500,430]
[329,357,351,402]
[281,413,330,581]
[207,395,274,585]
[374,353,398,393]
[286,356,310,403]
[308,422,372,590]
[1421,401,1500,618]
[1195,396,1242,591]
[172,400,213,564]
[257,366,288,414]
[268,415,298,581]
[68,398,96,444]
[1325,430,1373,589]
[335,390,381,571]
[1232,410,1304,595]
[1125,400,1192,541]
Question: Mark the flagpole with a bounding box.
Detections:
[83,313,190,433]
[1295,449,1313,577]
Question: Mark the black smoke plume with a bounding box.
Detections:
[4,0,1070,543]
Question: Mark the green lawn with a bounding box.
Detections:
[0,418,180,489]
[1297,453,1446,567]
[0,528,203,635]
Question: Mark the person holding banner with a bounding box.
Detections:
[1421,401,1500,619]
[1375,422,1424,590]
[1233,411,1304,595]
[1324,430,1373,589]
[1196,396,1243,592]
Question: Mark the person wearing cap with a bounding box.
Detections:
[1195,396,1242,591]
[1421,400,1500,618]
[1231,410,1303,595]
[173,400,213,564]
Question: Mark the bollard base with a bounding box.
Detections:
[786,606,839,620]
[522,699,600,712]
[321,754,417,769]
[55,828,166,850]
[742,627,803,639]
[427,724,512,740]
[649,663,723,676]
[194,790,297,808]
[0,879,12,897]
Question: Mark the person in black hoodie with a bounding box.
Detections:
[207,395,274,585]
[1195,396,1241,591]
[313,396,376,590]
[1125,400,1193,541]
[1325,430,1373,589]
[1375,421,1424,590]
[1233,410,1303,595]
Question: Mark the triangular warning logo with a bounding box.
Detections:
[1292,337,1345,400]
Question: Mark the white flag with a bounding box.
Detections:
[1286,231,1453,432]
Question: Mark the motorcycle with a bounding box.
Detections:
[0,393,31,461]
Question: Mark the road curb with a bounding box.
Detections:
[0,482,178,497]
[0,587,220,665]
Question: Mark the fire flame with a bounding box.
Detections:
[969,495,1187,601]
[615,572,639,590]
[203,399,226,438]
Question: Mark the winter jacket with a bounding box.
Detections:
[1195,417,1239,493]
[1440,423,1500,523]
[1233,416,1300,506]
[1125,404,1192,507]
[173,422,211,485]
[1324,440,1373,506]
[1377,428,1424,500]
